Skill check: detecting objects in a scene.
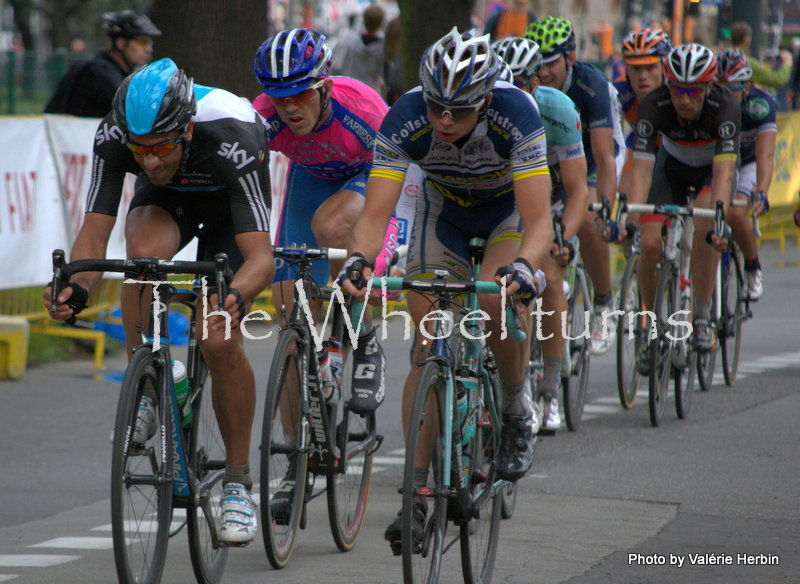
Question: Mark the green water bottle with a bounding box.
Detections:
[172,359,192,428]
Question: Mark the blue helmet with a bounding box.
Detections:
[254,28,332,97]
[112,58,196,136]
[419,27,502,106]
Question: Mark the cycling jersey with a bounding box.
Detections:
[739,86,777,166]
[632,83,740,167]
[372,82,549,208]
[613,76,638,150]
[560,61,625,179]
[535,85,584,168]
[86,84,271,233]
[252,76,388,180]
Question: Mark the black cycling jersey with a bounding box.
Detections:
[632,83,740,167]
[86,85,271,235]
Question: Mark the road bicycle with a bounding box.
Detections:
[50,250,233,584]
[528,213,593,431]
[374,237,526,584]
[260,245,381,568]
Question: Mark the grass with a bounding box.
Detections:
[26,333,77,366]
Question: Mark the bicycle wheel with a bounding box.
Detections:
[260,329,309,569]
[696,290,719,392]
[187,357,229,584]
[616,252,641,409]
[486,344,517,520]
[649,265,675,426]
[562,265,591,431]
[111,346,172,584]
[327,341,374,552]
[674,289,696,420]
[460,371,501,584]
[402,361,448,584]
[721,248,744,386]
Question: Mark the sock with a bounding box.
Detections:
[501,380,525,415]
[539,358,562,401]
[593,291,612,308]
[224,463,252,491]
[744,257,761,272]
[695,301,711,321]
[413,467,428,488]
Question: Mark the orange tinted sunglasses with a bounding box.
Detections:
[126,133,185,157]
[267,80,325,107]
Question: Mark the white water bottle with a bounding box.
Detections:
[172,359,192,427]
[317,349,339,403]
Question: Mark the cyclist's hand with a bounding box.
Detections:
[752,190,770,217]
[337,253,374,299]
[495,258,543,305]
[43,282,88,322]
[705,229,731,253]
[550,241,573,267]
[207,288,247,332]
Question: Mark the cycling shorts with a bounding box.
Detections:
[272,162,368,285]
[735,161,756,199]
[405,183,522,282]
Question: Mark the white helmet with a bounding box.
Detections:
[492,36,543,80]
[664,43,717,84]
[420,26,502,105]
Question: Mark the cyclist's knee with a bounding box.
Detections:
[199,327,246,363]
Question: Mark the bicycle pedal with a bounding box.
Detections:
[389,540,403,556]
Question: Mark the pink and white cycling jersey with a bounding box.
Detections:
[253,76,388,180]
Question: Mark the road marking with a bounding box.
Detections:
[29,537,113,550]
[91,521,184,533]
[0,555,80,567]
[0,575,19,582]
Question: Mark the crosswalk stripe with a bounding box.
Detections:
[583,404,620,415]
[0,575,19,582]
[0,555,80,567]
[91,521,184,533]
[29,537,113,550]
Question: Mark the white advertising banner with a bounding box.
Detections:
[0,117,69,290]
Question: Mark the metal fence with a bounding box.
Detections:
[0,49,86,115]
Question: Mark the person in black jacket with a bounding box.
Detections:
[45,10,161,117]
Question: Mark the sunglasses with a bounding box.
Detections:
[669,84,707,98]
[724,83,747,91]
[425,98,486,121]
[268,80,324,107]
[513,78,531,89]
[126,132,186,157]
[130,36,154,47]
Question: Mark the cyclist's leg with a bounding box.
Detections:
[538,253,566,432]
[727,163,762,298]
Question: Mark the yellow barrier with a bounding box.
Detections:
[0,316,29,379]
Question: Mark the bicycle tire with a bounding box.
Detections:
[402,361,449,584]
[721,248,744,386]
[111,346,172,584]
[460,367,501,584]
[327,340,374,552]
[616,252,642,409]
[649,265,675,426]
[187,357,229,584]
[562,265,591,431]
[260,329,309,569]
[674,284,696,420]
[696,290,719,392]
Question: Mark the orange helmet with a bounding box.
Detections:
[622,28,672,65]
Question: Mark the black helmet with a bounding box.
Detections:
[103,10,161,39]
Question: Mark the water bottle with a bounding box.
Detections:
[455,370,477,446]
[324,338,344,386]
[172,359,192,428]
[316,349,339,404]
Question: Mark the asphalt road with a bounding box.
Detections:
[1,240,799,584]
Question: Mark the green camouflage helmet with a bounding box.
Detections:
[525,16,576,63]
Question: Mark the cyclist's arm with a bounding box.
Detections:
[591,126,618,202]
[560,156,589,241]
[626,157,655,227]
[754,129,777,194]
[514,173,553,273]
[710,157,737,212]
[230,231,274,306]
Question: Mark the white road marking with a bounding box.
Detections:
[0,555,80,567]
[29,537,113,550]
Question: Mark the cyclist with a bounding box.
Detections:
[525,16,626,356]
[44,58,273,544]
[252,28,396,521]
[340,27,552,546]
[614,28,672,196]
[715,48,774,300]
[625,44,740,368]
[493,35,589,433]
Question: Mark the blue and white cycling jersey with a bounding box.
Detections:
[739,86,777,166]
[534,85,584,168]
[371,82,549,209]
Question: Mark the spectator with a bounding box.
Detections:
[336,3,386,94]
[383,17,403,105]
[483,0,537,40]
[730,21,792,90]
[45,10,160,117]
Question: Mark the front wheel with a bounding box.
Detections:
[327,341,374,552]
[402,362,448,584]
[696,288,719,392]
[616,252,642,409]
[562,265,591,431]
[111,347,172,584]
[720,248,744,386]
[649,265,676,427]
[260,329,309,569]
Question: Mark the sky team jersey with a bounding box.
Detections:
[633,83,740,167]
[371,83,549,208]
[561,61,625,167]
[534,85,584,168]
[253,76,388,180]
[86,85,271,233]
[739,86,777,165]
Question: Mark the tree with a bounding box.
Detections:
[397,0,473,92]
[150,1,267,100]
